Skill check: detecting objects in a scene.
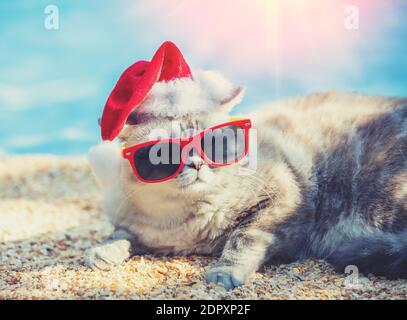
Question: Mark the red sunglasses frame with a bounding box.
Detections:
[122,119,252,183]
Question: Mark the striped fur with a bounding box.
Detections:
[87,87,407,289]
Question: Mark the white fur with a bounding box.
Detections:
[88,141,122,188]
[86,68,251,255]
[86,89,407,290]
[137,69,237,117]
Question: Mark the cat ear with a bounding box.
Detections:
[217,85,246,113]
[193,69,246,114]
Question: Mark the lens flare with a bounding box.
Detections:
[130,0,394,82]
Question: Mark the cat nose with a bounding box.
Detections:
[186,156,205,170]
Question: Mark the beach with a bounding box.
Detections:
[1,155,407,300]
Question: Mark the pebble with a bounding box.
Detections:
[1,156,407,299]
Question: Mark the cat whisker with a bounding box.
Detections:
[244,173,278,205]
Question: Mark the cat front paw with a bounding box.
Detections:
[205,265,247,290]
[85,240,131,271]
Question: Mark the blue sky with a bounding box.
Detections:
[0,0,406,155]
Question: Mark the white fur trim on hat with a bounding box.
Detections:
[136,69,237,117]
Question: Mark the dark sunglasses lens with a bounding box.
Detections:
[134,142,181,181]
[201,125,246,164]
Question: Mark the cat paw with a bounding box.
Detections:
[205,265,247,290]
[85,240,131,271]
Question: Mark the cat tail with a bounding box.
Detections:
[88,141,122,189]
[326,233,407,279]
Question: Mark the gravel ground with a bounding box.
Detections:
[1,155,407,300]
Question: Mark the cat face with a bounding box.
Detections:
[118,70,247,207]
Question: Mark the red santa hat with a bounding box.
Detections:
[100,41,192,141]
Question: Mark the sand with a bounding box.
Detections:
[1,155,407,300]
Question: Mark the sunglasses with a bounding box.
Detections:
[122,119,251,183]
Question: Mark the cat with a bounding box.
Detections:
[86,69,407,290]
